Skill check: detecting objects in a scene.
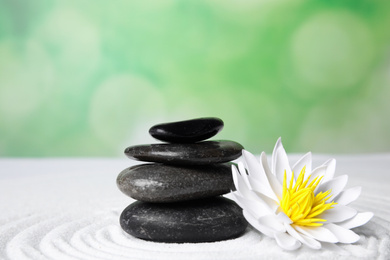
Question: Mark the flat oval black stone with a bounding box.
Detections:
[149,117,224,143]
[120,197,248,243]
[124,140,243,165]
[117,163,234,202]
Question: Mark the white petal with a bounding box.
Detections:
[248,178,269,194]
[277,212,293,224]
[309,165,327,184]
[234,156,279,203]
[231,165,250,195]
[274,146,292,185]
[258,214,286,233]
[251,184,278,203]
[272,137,282,173]
[242,150,267,184]
[238,162,252,190]
[324,223,360,243]
[232,192,271,217]
[260,152,272,177]
[334,186,362,205]
[319,204,357,223]
[316,175,348,199]
[294,225,338,243]
[337,212,374,230]
[242,150,278,201]
[232,164,261,202]
[274,232,301,251]
[292,152,312,180]
[243,210,275,237]
[322,158,336,183]
[260,152,283,198]
[285,223,322,249]
[230,191,248,209]
[253,190,279,212]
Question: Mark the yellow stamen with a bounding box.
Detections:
[279,166,336,227]
[289,171,294,190]
[301,174,311,188]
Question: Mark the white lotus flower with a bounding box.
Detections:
[231,138,373,250]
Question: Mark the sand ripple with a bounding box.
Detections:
[1,195,389,260]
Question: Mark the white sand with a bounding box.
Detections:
[0,155,389,260]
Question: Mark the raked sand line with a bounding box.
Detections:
[1,199,390,260]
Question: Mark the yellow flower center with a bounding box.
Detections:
[279,166,336,227]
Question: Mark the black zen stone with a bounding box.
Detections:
[124,140,243,165]
[149,117,224,143]
[120,197,248,243]
[117,163,234,203]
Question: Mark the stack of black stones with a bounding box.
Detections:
[117,117,248,243]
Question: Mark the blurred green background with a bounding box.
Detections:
[1,0,390,157]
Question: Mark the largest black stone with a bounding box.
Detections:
[120,197,248,243]
[124,140,243,165]
[149,117,224,143]
[117,163,234,202]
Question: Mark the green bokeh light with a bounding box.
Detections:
[1,0,390,156]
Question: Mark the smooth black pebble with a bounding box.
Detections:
[124,140,243,165]
[120,197,248,243]
[149,117,224,143]
[117,163,234,203]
